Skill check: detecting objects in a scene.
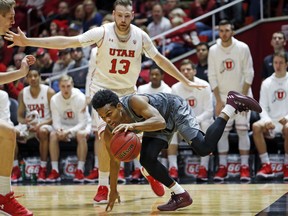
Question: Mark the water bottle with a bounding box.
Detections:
[20,160,26,180]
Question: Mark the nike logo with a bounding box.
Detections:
[0,204,4,209]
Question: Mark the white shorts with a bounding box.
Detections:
[89,85,136,135]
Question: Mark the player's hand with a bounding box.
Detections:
[4,27,27,48]
[112,124,135,134]
[20,55,35,76]
[279,117,288,126]
[105,191,121,212]
[265,121,275,130]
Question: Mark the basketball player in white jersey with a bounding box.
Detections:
[0,1,35,215]
[47,75,91,183]
[13,68,55,183]
[171,59,214,181]
[5,0,206,204]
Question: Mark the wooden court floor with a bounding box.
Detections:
[12,183,288,215]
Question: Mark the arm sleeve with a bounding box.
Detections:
[196,87,214,122]
[50,97,62,130]
[207,48,218,90]
[259,82,271,122]
[242,45,254,85]
[78,26,105,48]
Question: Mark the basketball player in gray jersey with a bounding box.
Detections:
[91,89,262,212]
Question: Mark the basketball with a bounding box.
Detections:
[110,131,141,162]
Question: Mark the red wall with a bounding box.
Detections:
[164,19,288,101]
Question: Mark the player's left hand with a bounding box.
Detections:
[4,27,27,48]
[112,124,135,134]
[105,191,121,212]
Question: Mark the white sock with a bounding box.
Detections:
[77,161,85,172]
[40,161,47,168]
[170,182,185,195]
[133,159,141,169]
[13,160,18,167]
[94,156,98,168]
[0,176,11,195]
[219,155,227,167]
[221,105,236,118]
[259,153,270,164]
[168,155,178,169]
[98,171,109,186]
[200,156,210,170]
[240,155,249,166]
[51,161,59,173]
[284,154,288,164]
[120,161,124,169]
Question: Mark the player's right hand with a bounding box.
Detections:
[20,55,36,76]
[4,27,28,48]
[105,191,121,212]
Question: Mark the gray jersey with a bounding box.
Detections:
[121,93,200,144]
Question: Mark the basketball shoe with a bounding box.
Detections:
[169,167,178,180]
[140,167,165,197]
[0,192,33,216]
[93,186,108,204]
[11,166,22,183]
[214,165,228,181]
[37,167,47,183]
[197,166,208,181]
[85,167,99,183]
[73,169,84,183]
[226,91,262,113]
[283,164,288,181]
[46,169,61,183]
[157,190,193,211]
[256,163,274,179]
[118,167,126,184]
[131,168,142,181]
[240,165,251,181]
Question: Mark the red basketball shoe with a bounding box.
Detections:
[73,169,84,183]
[169,167,178,180]
[11,166,22,183]
[37,167,47,183]
[118,167,126,184]
[140,167,165,197]
[226,91,262,113]
[256,163,274,179]
[197,166,208,181]
[157,191,193,211]
[0,192,33,216]
[93,186,108,204]
[283,164,288,181]
[46,169,61,183]
[240,165,251,181]
[214,165,228,181]
[131,168,142,181]
[85,167,99,183]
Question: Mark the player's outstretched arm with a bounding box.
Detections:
[0,55,35,84]
[4,27,80,49]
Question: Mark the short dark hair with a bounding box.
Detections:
[114,0,132,9]
[92,90,120,110]
[150,64,164,75]
[219,19,234,30]
[196,42,209,50]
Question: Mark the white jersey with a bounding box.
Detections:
[50,88,91,135]
[171,77,213,123]
[78,22,159,94]
[138,81,172,94]
[0,90,13,126]
[259,73,288,122]
[208,37,254,97]
[23,84,51,122]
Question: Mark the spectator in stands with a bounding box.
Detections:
[12,68,55,183]
[0,36,13,66]
[217,0,244,29]
[5,53,26,100]
[138,66,174,180]
[67,21,83,36]
[46,75,91,183]
[253,51,288,181]
[208,19,254,181]
[189,0,217,42]
[82,0,103,32]
[163,0,180,17]
[132,0,156,27]
[36,48,55,81]
[67,47,88,93]
[195,42,209,82]
[147,3,172,37]
[73,4,85,23]
[172,59,213,181]
[262,31,288,79]
[51,1,71,23]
